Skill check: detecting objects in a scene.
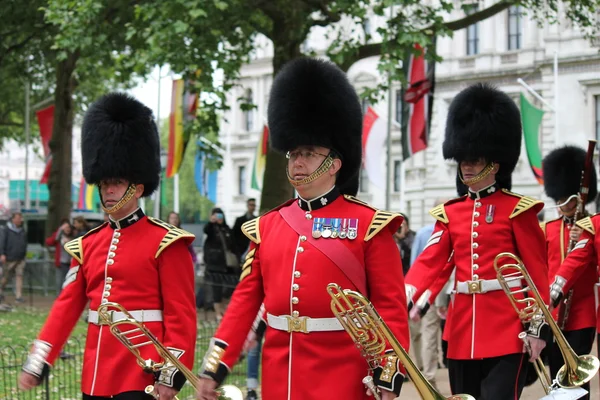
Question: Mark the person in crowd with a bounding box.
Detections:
[45,218,75,295]
[395,214,416,276]
[0,212,27,304]
[232,198,257,259]
[203,207,237,321]
[73,216,91,238]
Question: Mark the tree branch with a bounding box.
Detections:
[0,121,23,127]
[337,0,518,71]
[443,0,517,31]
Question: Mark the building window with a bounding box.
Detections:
[393,160,402,192]
[466,5,479,56]
[238,165,247,195]
[244,88,254,132]
[359,168,369,193]
[596,95,600,143]
[395,89,403,124]
[507,6,522,50]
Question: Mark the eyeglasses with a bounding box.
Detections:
[286,150,330,161]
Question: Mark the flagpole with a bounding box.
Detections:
[553,50,559,145]
[153,65,163,218]
[174,173,180,212]
[24,77,31,210]
[385,4,394,211]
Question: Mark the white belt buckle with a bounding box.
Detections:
[467,280,483,294]
[285,315,309,333]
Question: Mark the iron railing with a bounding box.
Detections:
[0,322,249,400]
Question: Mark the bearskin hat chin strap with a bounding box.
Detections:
[459,162,495,186]
[286,155,335,187]
[101,184,138,214]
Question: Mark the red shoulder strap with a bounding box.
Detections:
[278,205,368,296]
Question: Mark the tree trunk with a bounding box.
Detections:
[258,39,302,214]
[45,51,79,236]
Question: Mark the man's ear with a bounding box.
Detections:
[134,184,145,199]
[329,158,342,176]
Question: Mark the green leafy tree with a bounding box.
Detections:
[122,0,600,213]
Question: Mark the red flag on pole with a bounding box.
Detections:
[36,105,54,184]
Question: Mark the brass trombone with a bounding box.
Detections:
[493,252,600,392]
[97,302,242,400]
[327,283,474,400]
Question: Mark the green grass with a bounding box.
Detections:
[0,308,250,399]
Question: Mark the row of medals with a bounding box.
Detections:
[312,218,358,240]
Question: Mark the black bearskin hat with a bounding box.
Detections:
[268,58,363,196]
[443,83,521,189]
[82,93,160,197]
[543,145,597,203]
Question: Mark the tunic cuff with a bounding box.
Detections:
[373,350,404,396]
[199,338,229,385]
[22,340,52,380]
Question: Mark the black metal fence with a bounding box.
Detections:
[0,322,249,400]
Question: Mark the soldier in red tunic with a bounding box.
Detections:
[405,83,549,399]
[196,58,409,400]
[542,145,597,399]
[18,93,197,400]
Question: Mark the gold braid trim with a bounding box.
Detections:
[459,163,494,186]
[240,248,256,281]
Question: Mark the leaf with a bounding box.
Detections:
[189,8,207,19]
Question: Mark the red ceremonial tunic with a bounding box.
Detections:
[30,211,197,396]
[405,187,548,360]
[201,193,409,400]
[554,215,600,333]
[543,217,597,331]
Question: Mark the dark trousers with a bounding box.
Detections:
[448,353,528,400]
[83,391,153,400]
[549,327,595,400]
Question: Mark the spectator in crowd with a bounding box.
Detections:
[73,216,91,238]
[232,198,257,258]
[203,207,237,320]
[168,211,197,265]
[408,197,449,391]
[45,218,75,295]
[395,213,416,276]
[0,212,27,304]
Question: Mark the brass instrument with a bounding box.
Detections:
[327,283,474,400]
[494,252,600,391]
[97,302,243,400]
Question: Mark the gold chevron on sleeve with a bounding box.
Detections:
[241,218,261,244]
[240,248,256,281]
[429,204,449,224]
[509,196,543,219]
[64,238,83,264]
[148,217,195,258]
[365,210,401,242]
[576,216,595,235]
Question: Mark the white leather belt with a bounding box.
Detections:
[267,313,343,333]
[456,278,521,294]
[88,309,163,325]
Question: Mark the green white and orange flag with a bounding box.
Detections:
[251,125,269,190]
[520,93,545,184]
[167,79,197,178]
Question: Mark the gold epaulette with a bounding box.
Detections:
[63,222,107,264]
[343,195,377,211]
[241,218,261,245]
[576,216,595,235]
[429,204,449,224]
[147,217,195,258]
[502,190,544,219]
[365,210,402,242]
